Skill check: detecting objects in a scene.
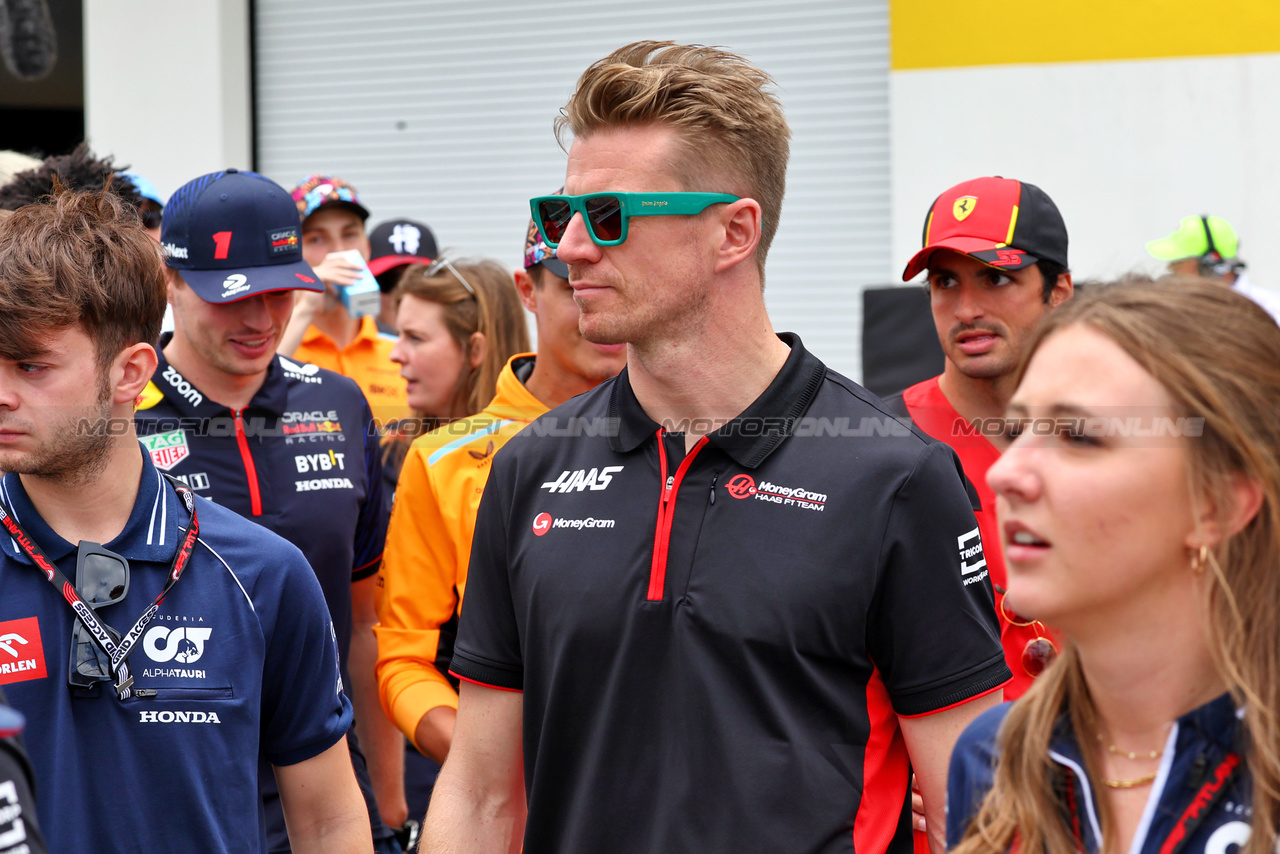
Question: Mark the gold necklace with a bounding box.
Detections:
[1095,732,1163,788]
[1103,772,1158,789]
[1096,733,1164,761]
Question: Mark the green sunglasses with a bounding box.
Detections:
[530,192,740,248]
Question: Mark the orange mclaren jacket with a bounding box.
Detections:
[374,354,545,746]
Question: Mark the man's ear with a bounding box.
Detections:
[112,342,159,407]
[1049,272,1074,309]
[713,198,763,275]
[164,266,181,305]
[513,270,538,312]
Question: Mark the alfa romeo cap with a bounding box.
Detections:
[1146,215,1240,262]
[368,218,438,277]
[524,187,569,279]
[160,169,323,304]
[902,176,1068,281]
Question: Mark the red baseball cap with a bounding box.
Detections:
[902,176,1068,281]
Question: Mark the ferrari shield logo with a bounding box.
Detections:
[141,429,189,471]
[953,196,978,221]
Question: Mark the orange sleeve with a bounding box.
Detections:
[374,443,464,747]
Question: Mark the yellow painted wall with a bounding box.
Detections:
[892,0,1280,70]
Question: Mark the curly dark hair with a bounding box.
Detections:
[0,142,143,211]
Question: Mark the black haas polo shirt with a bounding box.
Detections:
[452,333,1010,854]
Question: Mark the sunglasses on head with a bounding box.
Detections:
[68,543,130,690]
[530,192,740,248]
[998,590,1059,678]
[422,256,477,297]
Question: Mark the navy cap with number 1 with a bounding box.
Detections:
[159,169,325,304]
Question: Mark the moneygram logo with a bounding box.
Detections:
[531,512,615,535]
[724,473,827,511]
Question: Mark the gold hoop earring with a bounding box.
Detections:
[1191,544,1210,574]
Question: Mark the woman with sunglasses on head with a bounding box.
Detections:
[379,258,530,488]
[947,277,1280,854]
[375,257,529,844]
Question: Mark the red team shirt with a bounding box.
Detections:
[901,376,1041,701]
[899,376,1045,854]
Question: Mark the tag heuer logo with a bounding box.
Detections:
[141,430,190,471]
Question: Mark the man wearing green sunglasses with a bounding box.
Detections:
[427,40,1007,854]
[530,191,740,248]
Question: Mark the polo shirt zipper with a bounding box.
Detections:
[231,408,263,516]
[647,429,709,601]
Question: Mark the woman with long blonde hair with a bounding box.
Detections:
[947,278,1280,854]
[379,257,530,484]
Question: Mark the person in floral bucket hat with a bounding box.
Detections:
[279,174,410,423]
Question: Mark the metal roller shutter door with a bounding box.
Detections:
[254,0,889,380]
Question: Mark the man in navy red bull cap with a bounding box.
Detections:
[141,168,405,853]
[160,169,324,309]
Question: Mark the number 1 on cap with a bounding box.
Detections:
[212,231,232,260]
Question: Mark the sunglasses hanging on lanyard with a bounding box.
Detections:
[0,476,200,700]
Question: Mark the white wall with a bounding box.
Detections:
[253,0,890,382]
[83,0,252,200]
[891,53,1280,291]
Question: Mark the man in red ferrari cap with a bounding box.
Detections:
[886,176,1073,702]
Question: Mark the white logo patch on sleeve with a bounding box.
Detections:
[958,527,989,585]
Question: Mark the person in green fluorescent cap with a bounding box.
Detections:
[1146,214,1280,323]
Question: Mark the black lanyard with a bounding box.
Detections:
[1061,750,1242,854]
[0,475,199,700]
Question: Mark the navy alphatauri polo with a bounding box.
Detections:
[452,333,1011,854]
[0,448,351,853]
